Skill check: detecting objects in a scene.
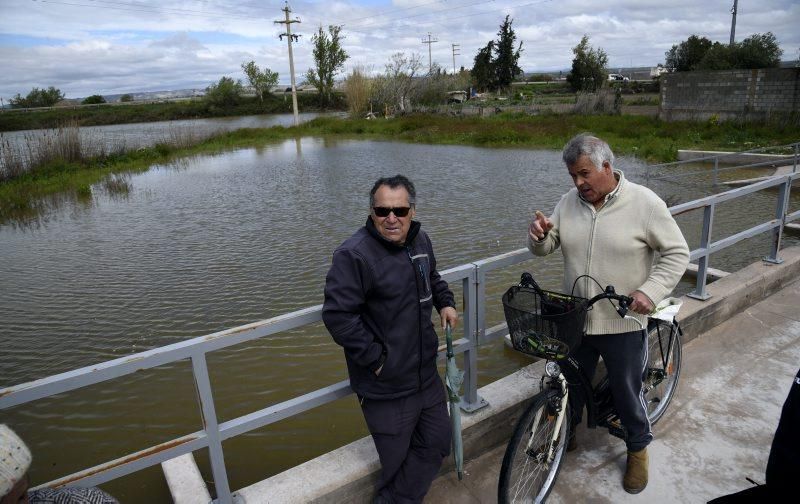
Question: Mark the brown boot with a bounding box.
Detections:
[623,448,648,494]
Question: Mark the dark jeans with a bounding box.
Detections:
[359,376,452,504]
[567,329,653,452]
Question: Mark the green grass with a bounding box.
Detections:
[2,113,797,225]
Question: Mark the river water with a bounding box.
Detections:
[1,125,797,500]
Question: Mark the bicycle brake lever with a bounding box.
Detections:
[616,296,631,318]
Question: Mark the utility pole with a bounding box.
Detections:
[729,0,738,46]
[451,43,460,75]
[275,1,301,126]
[421,32,438,74]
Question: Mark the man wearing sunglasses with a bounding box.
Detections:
[323,174,458,504]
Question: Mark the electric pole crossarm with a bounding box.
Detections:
[421,32,439,74]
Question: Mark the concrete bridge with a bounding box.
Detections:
[205,247,800,504]
[427,255,800,503]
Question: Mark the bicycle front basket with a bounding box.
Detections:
[502,285,588,360]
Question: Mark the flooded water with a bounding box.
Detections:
[0,112,337,165]
[1,137,797,501]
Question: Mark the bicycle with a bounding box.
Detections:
[497,272,683,503]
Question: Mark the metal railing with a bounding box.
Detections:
[1,170,798,503]
[645,141,799,186]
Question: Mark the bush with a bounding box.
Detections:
[10,86,65,108]
[204,77,244,108]
[82,95,106,105]
[344,66,372,118]
[119,94,134,103]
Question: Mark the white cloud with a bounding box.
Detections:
[0,0,797,99]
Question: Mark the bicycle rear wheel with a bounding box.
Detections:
[498,390,570,503]
[644,320,682,424]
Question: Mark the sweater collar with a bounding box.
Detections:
[578,169,626,209]
[365,217,421,249]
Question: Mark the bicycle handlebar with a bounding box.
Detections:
[587,287,633,318]
[518,273,633,318]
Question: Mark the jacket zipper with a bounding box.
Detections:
[586,207,598,297]
[407,246,424,390]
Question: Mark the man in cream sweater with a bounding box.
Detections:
[528,133,689,494]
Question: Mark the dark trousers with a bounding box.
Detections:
[568,329,653,452]
[359,377,452,504]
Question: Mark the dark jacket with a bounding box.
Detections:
[322,218,455,400]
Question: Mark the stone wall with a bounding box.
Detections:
[659,68,799,123]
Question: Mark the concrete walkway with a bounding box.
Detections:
[427,278,800,503]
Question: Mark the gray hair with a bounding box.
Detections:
[369,174,417,208]
[561,133,615,171]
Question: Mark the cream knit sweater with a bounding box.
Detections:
[528,170,690,335]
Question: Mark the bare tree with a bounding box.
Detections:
[383,52,423,113]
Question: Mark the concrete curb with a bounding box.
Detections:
[163,246,800,503]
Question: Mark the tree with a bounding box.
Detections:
[306,25,348,107]
[119,94,134,102]
[665,35,713,72]
[241,60,279,103]
[204,77,243,107]
[665,33,782,72]
[382,52,423,113]
[471,41,495,91]
[82,94,106,105]
[10,86,65,108]
[735,32,783,69]
[566,35,608,92]
[696,42,735,70]
[493,15,523,91]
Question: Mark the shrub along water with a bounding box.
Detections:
[0,93,338,132]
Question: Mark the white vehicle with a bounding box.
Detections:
[608,73,630,82]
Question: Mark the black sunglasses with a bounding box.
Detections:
[373,206,411,217]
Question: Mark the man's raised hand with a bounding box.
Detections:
[529,210,554,242]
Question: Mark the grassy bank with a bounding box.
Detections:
[0,93,343,132]
[2,113,797,225]
[296,112,798,160]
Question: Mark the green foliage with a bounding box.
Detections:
[10,86,65,108]
[493,15,523,91]
[735,32,783,69]
[469,16,523,92]
[665,35,713,72]
[241,60,279,103]
[119,94,134,103]
[566,35,608,92]
[306,25,349,107]
[82,95,106,105]
[204,77,244,108]
[697,43,735,70]
[666,32,783,71]
[471,42,495,91]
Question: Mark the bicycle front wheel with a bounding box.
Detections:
[644,320,682,424]
[498,390,570,503]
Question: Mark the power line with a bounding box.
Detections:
[343,0,552,36]
[344,0,496,30]
[32,0,266,21]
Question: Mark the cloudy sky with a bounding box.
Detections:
[0,0,797,100]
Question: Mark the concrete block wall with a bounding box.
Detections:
[660,68,800,122]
